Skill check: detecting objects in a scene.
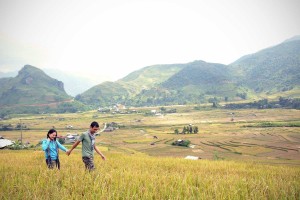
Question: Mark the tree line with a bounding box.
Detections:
[224,97,300,109]
[174,125,199,134]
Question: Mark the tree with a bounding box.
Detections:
[182,126,188,134]
[212,102,218,108]
[236,92,247,99]
[188,125,193,134]
[209,97,219,108]
[193,126,199,134]
[174,129,179,134]
[172,140,191,147]
[160,107,166,113]
[58,138,65,144]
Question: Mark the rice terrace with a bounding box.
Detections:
[1,106,300,199]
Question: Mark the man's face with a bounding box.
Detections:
[90,126,99,134]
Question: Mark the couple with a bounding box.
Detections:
[42,121,106,171]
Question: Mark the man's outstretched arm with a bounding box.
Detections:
[66,141,81,156]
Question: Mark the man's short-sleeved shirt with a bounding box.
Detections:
[78,130,94,158]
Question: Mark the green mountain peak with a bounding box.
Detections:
[0,65,71,106]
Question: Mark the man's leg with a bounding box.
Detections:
[82,156,95,171]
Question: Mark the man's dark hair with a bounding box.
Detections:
[47,129,57,140]
[90,121,99,128]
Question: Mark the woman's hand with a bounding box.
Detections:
[66,150,71,156]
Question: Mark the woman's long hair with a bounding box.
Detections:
[47,129,57,141]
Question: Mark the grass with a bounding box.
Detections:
[123,139,154,144]
[244,121,300,127]
[0,150,299,199]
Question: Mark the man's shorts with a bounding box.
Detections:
[82,156,95,171]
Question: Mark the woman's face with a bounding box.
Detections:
[49,132,57,140]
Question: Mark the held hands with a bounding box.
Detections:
[66,150,71,156]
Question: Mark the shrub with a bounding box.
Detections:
[172,140,191,147]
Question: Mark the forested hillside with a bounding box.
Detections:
[77,36,300,107]
[230,38,300,93]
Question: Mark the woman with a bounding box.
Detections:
[42,129,68,169]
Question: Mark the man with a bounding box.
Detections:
[67,121,106,171]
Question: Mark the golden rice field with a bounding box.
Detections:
[1,150,299,200]
[1,107,300,199]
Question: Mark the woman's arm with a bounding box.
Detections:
[56,140,68,152]
[42,139,50,151]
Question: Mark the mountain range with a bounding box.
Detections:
[0,35,299,111]
[77,36,300,107]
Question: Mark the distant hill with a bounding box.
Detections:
[230,37,300,93]
[282,35,300,43]
[75,81,130,106]
[131,60,250,106]
[0,65,71,106]
[77,35,300,107]
[0,68,104,97]
[120,63,186,90]
[78,64,185,106]
[161,60,237,95]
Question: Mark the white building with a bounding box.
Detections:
[0,136,13,148]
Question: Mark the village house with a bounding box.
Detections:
[104,122,119,132]
[0,136,13,148]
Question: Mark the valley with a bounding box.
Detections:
[1,106,299,166]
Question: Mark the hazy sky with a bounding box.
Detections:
[0,0,300,83]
